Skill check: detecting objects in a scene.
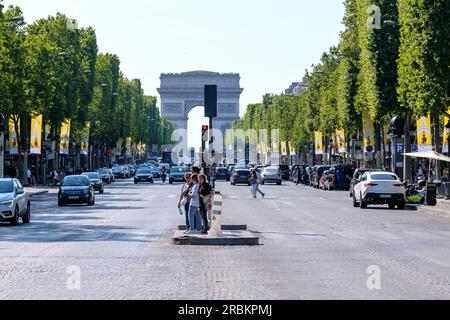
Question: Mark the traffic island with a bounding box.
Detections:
[172,192,260,246]
[172,229,259,246]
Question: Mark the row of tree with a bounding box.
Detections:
[233,0,449,179]
[0,2,173,159]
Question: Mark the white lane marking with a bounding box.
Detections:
[279,201,295,207]
[404,250,450,268]
[334,231,366,240]
[271,200,281,212]
[167,194,176,199]
[369,231,403,240]
[404,231,444,240]
[435,231,450,238]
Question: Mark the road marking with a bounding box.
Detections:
[167,194,176,199]
[369,231,403,240]
[404,231,444,240]
[271,200,281,212]
[334,231,366,240]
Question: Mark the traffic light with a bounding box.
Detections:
[388,116,405,137]
[202,125,209,141]
[204,85,217,118]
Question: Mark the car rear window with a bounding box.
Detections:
[371,174,398,181]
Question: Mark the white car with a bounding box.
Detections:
[353,171,406,210]
[0,179,31,225]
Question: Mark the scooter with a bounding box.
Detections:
[161,172,167,184]
[406,179,427,204]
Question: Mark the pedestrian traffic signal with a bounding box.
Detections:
[202,125,209,141]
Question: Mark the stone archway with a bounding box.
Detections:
[157,71,243,134]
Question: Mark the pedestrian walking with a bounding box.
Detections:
[249,170,258,199]
[255,169,265,198]
[199,174,213,234]
[178,172,193,231]
[52,169,59,186]
[186,174,203,235]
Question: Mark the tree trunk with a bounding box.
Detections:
[403,111,412,181]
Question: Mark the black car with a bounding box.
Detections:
[231,169,251,186]
[278,165,290,180]
[312,166,332,188]
[134,169,154,184]
[58,175,95,206]
[169,166,187,184]
[112,166,125,179]
[81,172,105,193]
[216,168,231,181]
[98,169,112,184]
[323,165,355,191]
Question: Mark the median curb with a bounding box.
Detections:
[172,229,260,246]
[29,190,49,197]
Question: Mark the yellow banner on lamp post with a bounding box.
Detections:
[30,115,43,155]
[443,108,450,154]
[80,122,90,156]
[59,119,71,155]
[314,131,323,155]
[362,112,375,153]
[417,114,432,152]
[336,129,346,154]
[281,141,288,156]
[8,117,20,155]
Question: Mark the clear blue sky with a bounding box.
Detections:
[4,0,345,149]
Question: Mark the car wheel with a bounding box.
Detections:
[360,193,368,209]
[277,181,282,185]
[134,180,138,184]
[58,198,65,207]
[10,206,20,226]
[397,202,406,210]
[169,180,173,184]
[22,202,31,224]
[353,195,359,207]
[100,188,104,194]
[388,203,396,210]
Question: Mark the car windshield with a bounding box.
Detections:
[137,169,152,175]
[171,167,185,173]
[265,169,278,174]
[63,176,89,186]
[98,170,108,175]
[0,181,14,193]
[82,173,99,179]
[371,174,398,181]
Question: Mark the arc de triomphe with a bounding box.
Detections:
[157,71,243,134]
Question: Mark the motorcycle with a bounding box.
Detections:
[161,171,167,184]
[405,179,427,204]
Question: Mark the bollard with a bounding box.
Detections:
[208,192,223,237]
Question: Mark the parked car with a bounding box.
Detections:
[98,169,112,184]
[353,171,406,209]
[231,169,251,186]
[319,170,328,190]
[151,166,162,179]
[159,163,171,171]
[134,169,154,184]
[121,166,131,178]
[312,166,332,188]
[349,168,382,197]
[0,179,31,225]
[216,167,231,181]
[81,172,105,193]
[169,166,187,184]
[128,165,136,177]
[323,165,355,191]
[106,169,116,182]
[112,166,125,179]
[261,166,282,185]
[278,165,290,180]
[58,175,95,207]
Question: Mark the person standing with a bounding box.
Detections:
[178,172,193,231]
[27,168,33,186]
[52,169,59,186]
[186,174,203,234]
[337,168,345,191]
[249,170,258,199]
[199,174,213,235]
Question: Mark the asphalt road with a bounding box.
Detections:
[1,178,450,300]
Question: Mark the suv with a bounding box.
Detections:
[278,165,290,180]
[0,179,31,225]
[349,168,382,197]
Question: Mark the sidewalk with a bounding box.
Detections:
[411,199,450,218]
[24,185,59,197]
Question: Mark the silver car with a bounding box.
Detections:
[0,179,31,225]
[261,166,282,185]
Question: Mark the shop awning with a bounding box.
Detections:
[403,151,450,163]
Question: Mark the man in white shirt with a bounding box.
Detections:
[255,170,265,198]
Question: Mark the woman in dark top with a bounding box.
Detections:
[198,174,213,234]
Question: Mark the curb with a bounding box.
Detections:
[29,190,49,197]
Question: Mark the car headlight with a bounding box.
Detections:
[1,201,14,208]
[84,189,90,194]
